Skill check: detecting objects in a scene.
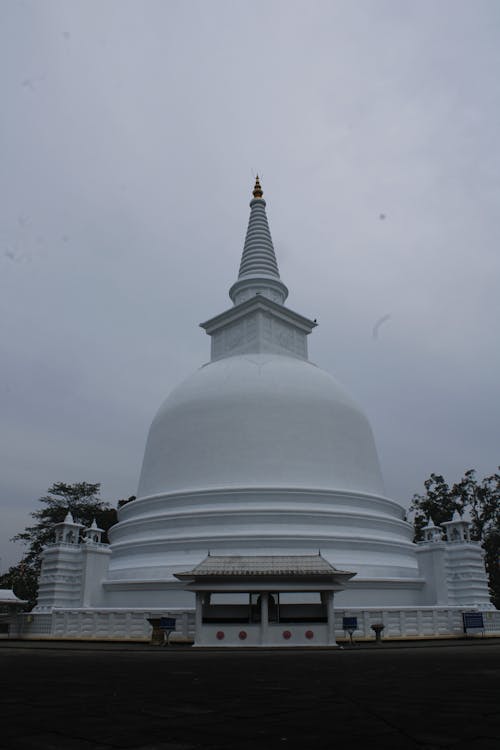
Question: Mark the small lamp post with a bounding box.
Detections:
[371,622,385,644]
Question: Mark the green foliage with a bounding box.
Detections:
[118,495,136,509]
[411,474,463,541]
[410,468,500,608]
[1,482,120,609]
[11,482,117,566]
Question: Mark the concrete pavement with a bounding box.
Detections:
[0,640,499,749]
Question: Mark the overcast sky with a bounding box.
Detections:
[1,0,499,571]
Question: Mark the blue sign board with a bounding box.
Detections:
[343,617,358,631]
[159,617,176,630]
[462,612,484,631]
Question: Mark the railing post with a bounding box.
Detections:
[260,592,269,645]
[195,592,203,645]
[326,590,336,646]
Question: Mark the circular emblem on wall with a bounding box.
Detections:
[216,631,225,640]
[305,630,314,639]
[239,630,247,640]
[283,630,292,640]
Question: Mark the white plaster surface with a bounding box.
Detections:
[103,350,426,604]
[135,354,386,498]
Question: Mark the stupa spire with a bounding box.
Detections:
[229,177,288,306]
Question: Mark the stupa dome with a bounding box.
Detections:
[137,353,385,500]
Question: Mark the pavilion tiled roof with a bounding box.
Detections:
[176,555,351,578]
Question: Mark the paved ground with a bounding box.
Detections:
[0,640,499,750]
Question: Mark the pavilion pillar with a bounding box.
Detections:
[195,591,203,644]
[326,590,336,646]
[260,592,269,645]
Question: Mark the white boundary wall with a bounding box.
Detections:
[13,606,500,642]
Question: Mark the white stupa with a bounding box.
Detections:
[29,177,495,643]
[105,176,418,608]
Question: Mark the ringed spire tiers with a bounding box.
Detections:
[229,177,289,306]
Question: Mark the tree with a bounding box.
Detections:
[0,482,120,609]
[118,495,136,509]
[410,468,500,609]
[410,474,464,541]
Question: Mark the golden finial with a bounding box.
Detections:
[252,174,263,199]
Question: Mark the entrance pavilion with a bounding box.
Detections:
[174,555,355,647]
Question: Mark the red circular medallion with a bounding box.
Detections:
[239,630,247,640]
[305,630,314,639]
[216,631,224,640]
[283,630,292,640]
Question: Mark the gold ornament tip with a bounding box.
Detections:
[252,175,263,199]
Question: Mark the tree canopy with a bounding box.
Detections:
[12,482,116,566]
[410,468,500,608]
